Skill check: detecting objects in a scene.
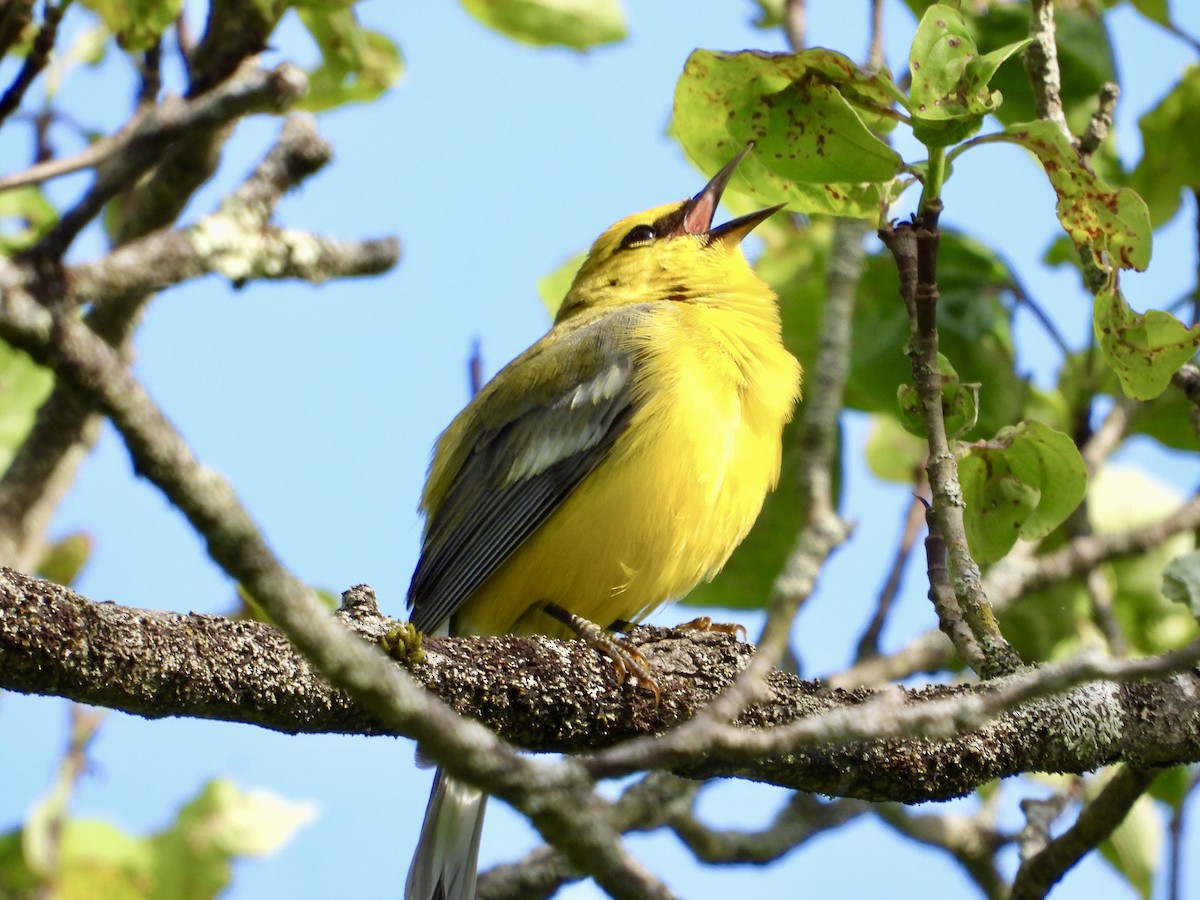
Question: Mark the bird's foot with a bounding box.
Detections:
[674,615,747,641]
[543,602,661,704]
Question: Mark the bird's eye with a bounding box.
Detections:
[620,224,657,249]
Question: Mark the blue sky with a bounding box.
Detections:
[3,1,1199,897]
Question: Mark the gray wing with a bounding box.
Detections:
[407,321,639,634]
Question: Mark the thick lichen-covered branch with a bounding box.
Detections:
[5,569,1200,806]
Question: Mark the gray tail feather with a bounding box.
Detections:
[406,768,488,900]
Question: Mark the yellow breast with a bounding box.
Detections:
[455,299,800,638]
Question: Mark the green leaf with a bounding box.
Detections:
[1131,66,1200,226]
[964,39,1033,101]
[1090,467,1198,655]
[1129,386,1200,451]
[897,353,979,439]
[10,772,315,899]
[1001,466,1198,661]
[459,0,626,50]
[299,10,403,112]
[1163,550,1200,616]
[537,252,585,318]
[837,231,1027,438]
[959,420,1087,564]
[0,341,54,474]
[673,49,904,219]
[865,414,926,483]
[0,186,58,253]
[0,827,40,895]
[1098,783,1161,900]
[967,5,1116,132]
[1148,765,1197,810]
[1129,0,1171,27]
[36,532,93,587]
[999,120,1152,272]
[748,0,784,29]
[1093,287,1200,400]
[907,5,1028,147]
[148,779,316,898]
[79,0,183,52]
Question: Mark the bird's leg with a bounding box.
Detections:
[674,615,747,640]
[542,602,661,703]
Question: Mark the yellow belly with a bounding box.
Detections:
[455,306,797,639]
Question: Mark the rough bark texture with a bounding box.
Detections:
[3,567,1199,804]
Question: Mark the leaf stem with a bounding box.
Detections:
[919,145,946,224]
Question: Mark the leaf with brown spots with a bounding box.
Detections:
[908,4,1030,148]
[1000,120,1152,272]
[1093,286,1200,400]
[672,49,904,219]
[959,420,1087,565]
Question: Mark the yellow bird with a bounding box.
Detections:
[405,145,802,900]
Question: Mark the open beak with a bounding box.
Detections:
[677,142,786,243]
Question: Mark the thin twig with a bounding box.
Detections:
[924,497,985,671]
[175,10,195,77]
[136,40,164,109]
[1085,566,1127,656]
[1010,766,1157,899]
[1194,189,1200,328]
[783,0,805,52]
[1017,779,1083,863]
[1168,768,1200,900]
[835,492,1200,686]
[877,804,1007,900]
[1081,398,1132,474]
[879,219,1020,677]
[668,792,871,864]
[1077,83,1119,161]
[1174,363,1200,441]
[0,275,675,900]
[32,706,105,881]
[32,61,307,257]
[867,0,885,71]
[0,1,66,130]
[855,484,928,661]
[0,116,383,572]
[1010,278,1072,359]
[1024,0,1071,139]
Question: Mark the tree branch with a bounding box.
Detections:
[0,0,65,131]
[834,491,1200,687]
[1011,765,1157,899]
[28,61,307,257]
[5,569,1200,806]
[0,115,395,572]
[879,219,1020,677]
[1024,0,1071,139]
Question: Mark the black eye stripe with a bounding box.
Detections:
[619,224,657,249]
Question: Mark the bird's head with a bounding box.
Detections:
[555,145,785,322]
